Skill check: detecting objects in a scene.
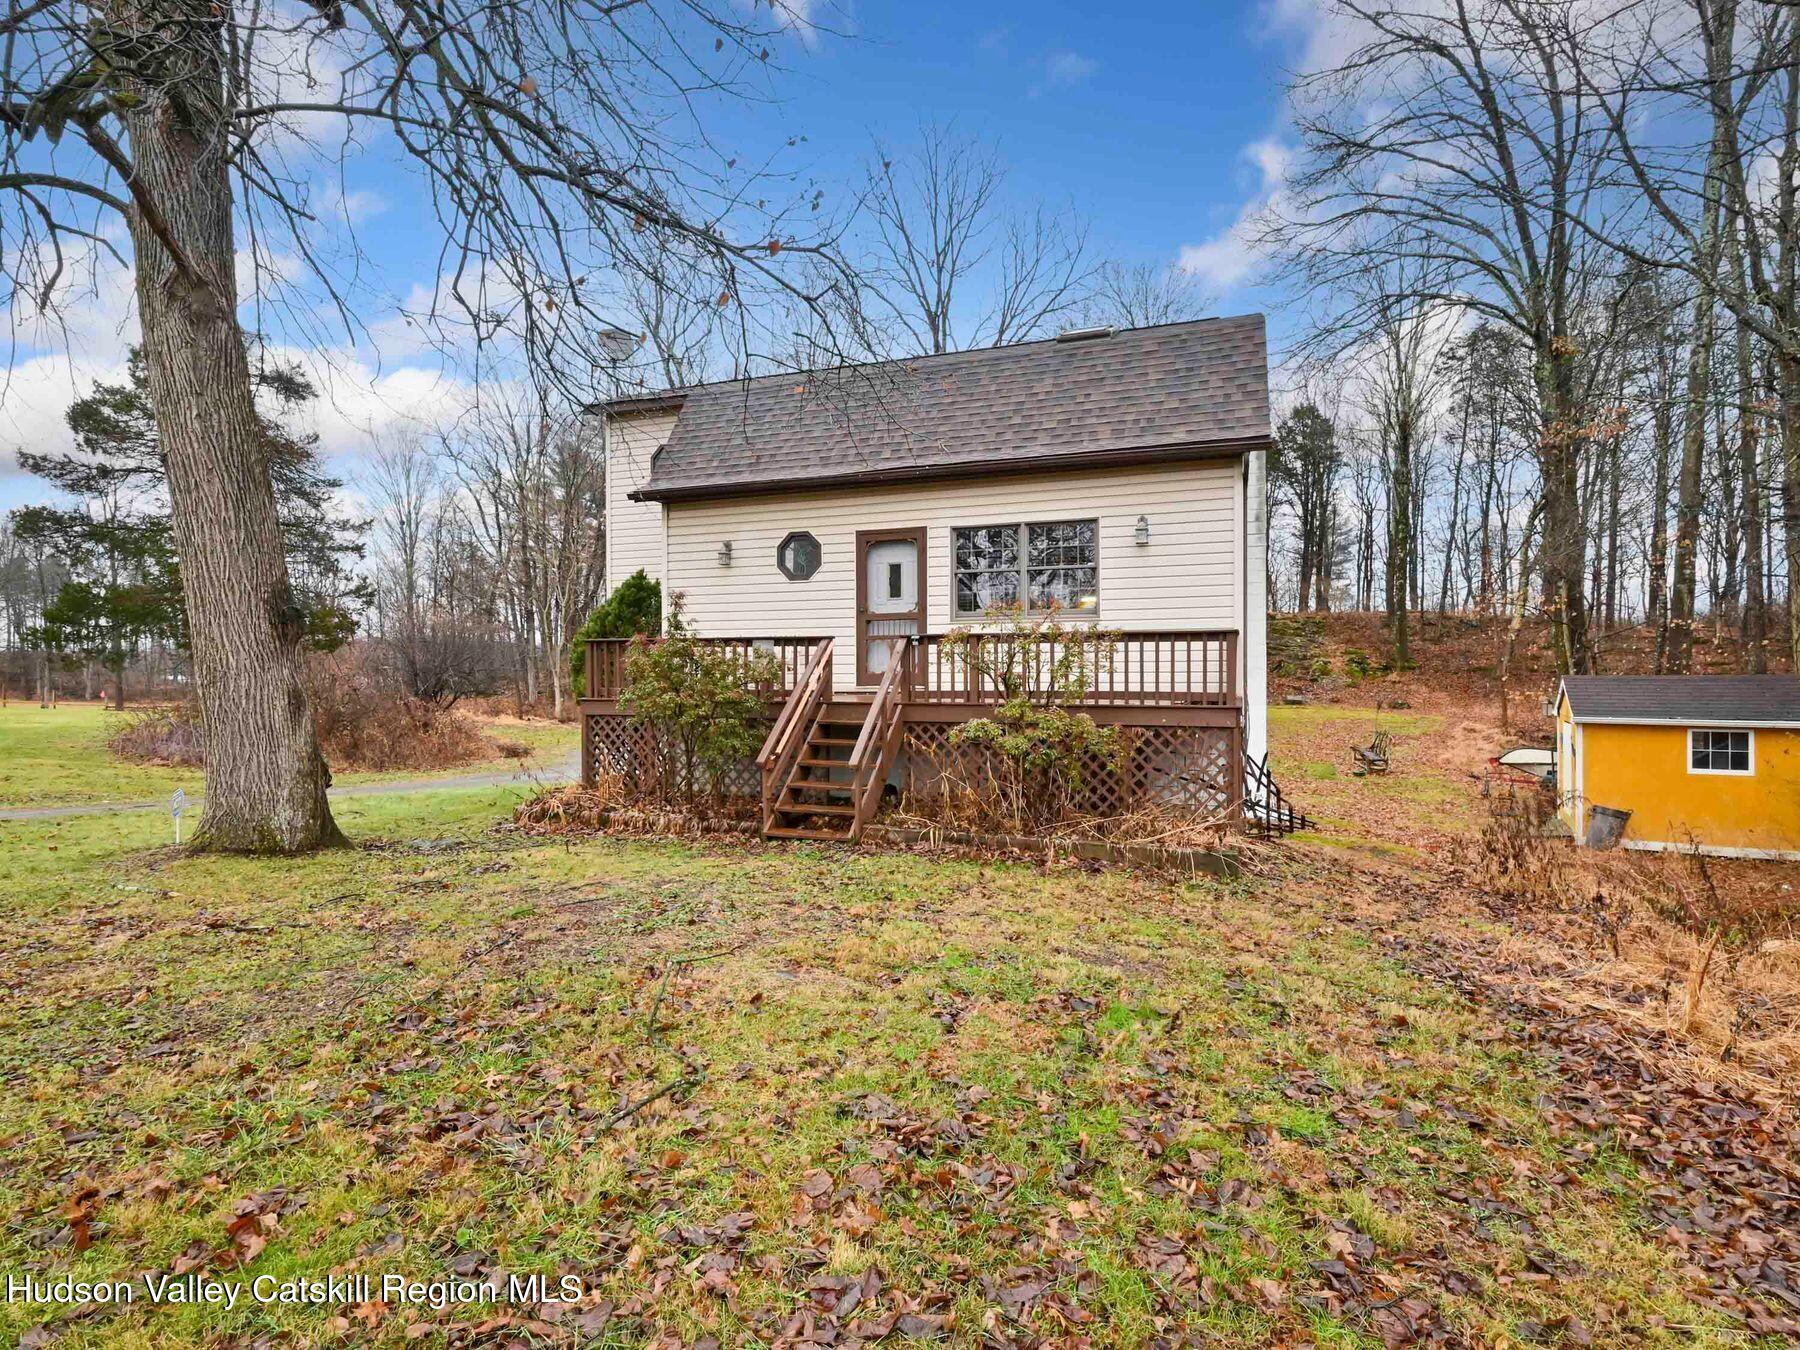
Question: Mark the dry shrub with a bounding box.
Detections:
[304,648,496,771]
[108,705,205,767]
[1473,808,1800,1086]
[494,740,531,759]
[511,779,760,839]
[112,658,501,774]
[513,781,625,834]
[896,732,1234,849]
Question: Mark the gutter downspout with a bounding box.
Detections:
[1244,444,1270,772]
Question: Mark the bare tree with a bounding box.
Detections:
[446,397,604,719]
[859,123,1093,355]
[1578,0,1800,664]
[363,427,440,638]
[1079,261,1210,329]
[1265,0,1628,673]
[0,0,839,849]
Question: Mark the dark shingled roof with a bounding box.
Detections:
[1561,676,1800,726]
[624,315,1270,501]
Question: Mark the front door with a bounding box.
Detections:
[857,528,926,685]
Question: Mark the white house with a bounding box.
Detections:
[583,316,1274,841]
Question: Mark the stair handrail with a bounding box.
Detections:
[846,643,910,834]
[758,637,834,825]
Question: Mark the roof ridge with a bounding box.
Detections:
[595,313,1265,410]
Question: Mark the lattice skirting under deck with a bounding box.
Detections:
[898,722,1238,821]
[585,712,766,800]
[585,712,1241,823]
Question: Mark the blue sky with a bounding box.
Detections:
[0,0,1311,511]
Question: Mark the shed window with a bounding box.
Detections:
[1689,728,1752,775]
[953,520,1098,617]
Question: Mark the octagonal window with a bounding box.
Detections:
[777,531,822,580]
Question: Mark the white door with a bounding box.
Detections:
[859,532,923,683]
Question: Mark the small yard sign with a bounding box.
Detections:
[170,788,186,844]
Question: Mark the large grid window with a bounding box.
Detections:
[1689,728,1752,775]
[953,520,1098,617]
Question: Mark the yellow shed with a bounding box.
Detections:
[1556,675,1800,859]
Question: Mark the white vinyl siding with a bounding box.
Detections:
[604,409,674,591]
[662,459,1243,691]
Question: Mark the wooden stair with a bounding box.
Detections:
[757,638,911,844]
[765,703,872,840]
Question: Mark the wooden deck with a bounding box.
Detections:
[578,632,1252,840]
[580,630,1240,708]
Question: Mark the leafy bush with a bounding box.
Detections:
[571,570,663,693]
[619,611,777,805]
[950,698,1125,833]
[938,606,1128,832]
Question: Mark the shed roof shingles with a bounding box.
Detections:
[1562,675,1800,725]
[629,315,1270,500]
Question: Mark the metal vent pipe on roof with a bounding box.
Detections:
[1055,325,1116,342]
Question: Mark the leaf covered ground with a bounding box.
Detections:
[5,751,1797,1350]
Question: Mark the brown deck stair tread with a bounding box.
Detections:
[775,802,856,817]
[765,826,856,840]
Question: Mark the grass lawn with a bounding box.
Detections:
[0,703,579,809]
[0,703,203,809]
[0,775,1750,1345]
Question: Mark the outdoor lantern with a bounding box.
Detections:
[717,540,733,566]
[1134,515,1151,546]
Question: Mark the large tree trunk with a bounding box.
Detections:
[1537,345,1591,674]
[1783,350,1800,673]
[1734,298,1764,670]
[120,0,344,852]
[1649,392,1673,670]
[1313,499,1333,612]
[1387,427,1412,665]
[1670,0,1736,673]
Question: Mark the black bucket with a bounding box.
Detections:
[1586,805,1632,850]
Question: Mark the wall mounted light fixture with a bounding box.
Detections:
[1134,515,1151,546]
[717,540,733,566]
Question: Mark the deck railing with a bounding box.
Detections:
[906,630,1239,706]
[584,636,827,701]
[585,629,1240,706]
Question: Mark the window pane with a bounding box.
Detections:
[1028,566,1099,612]
[955,526,1018,571]
[1027,521,1096,567]
[956,570,1020,614]
[1692,729,1752,771]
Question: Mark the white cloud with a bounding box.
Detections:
[332,187,389,225]
[1176,136,1293,293]
[1256,0,1370,75]
[1041,50,1098,88]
